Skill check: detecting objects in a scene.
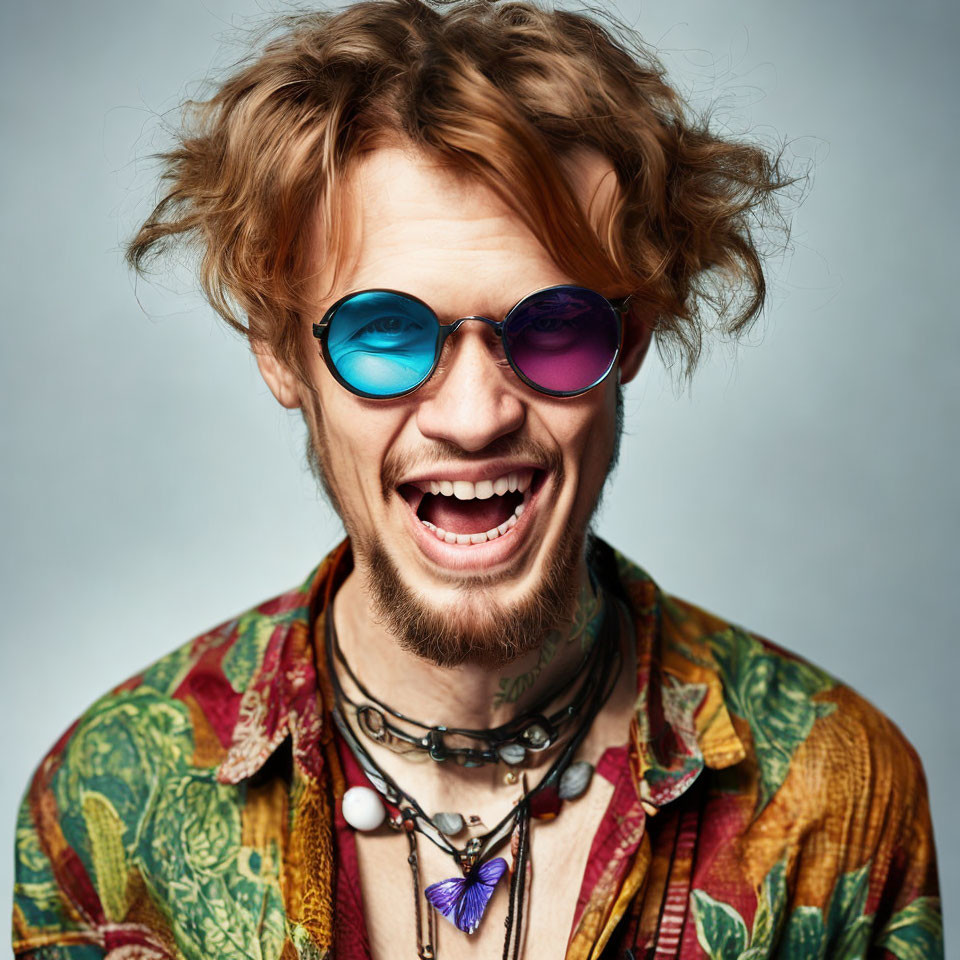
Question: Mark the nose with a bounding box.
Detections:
[415,321,525,452]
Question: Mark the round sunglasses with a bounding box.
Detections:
[311,284,630,400]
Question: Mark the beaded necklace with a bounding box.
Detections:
[327,590,624,958]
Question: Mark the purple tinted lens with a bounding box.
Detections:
[503,287,620,394]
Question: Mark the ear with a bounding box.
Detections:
[618,307,654,386]
[252,341,302,410]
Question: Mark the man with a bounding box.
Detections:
[12,0,942,957]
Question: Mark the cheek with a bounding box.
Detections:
[313,382,414,513]
[546,384,618,467]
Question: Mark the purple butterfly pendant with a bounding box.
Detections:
[424,857,509,934]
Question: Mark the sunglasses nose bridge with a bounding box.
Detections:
[440,315,503,341]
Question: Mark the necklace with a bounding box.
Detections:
[326,591,624,958]
[329,589,609,767]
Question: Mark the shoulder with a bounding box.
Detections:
[37,575,311,776]
[609,543,929,824]
[644,571,939,908]
[608,547,941,953]
[12,574,314,954]
[56,566,315,756]
[669,588,927,823]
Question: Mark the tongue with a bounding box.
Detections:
[421,494,516,534]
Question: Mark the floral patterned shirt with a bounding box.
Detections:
[12,539,943,958]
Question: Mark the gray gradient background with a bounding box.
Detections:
[2,0,957,950]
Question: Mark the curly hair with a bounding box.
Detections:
[126,0,794,382]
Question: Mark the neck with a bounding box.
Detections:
[331,565,602,732]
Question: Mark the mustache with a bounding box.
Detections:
[381,436,563,498]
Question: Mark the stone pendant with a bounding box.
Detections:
[433,811,465,836]
[558,761,594,800]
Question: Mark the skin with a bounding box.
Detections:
[255,141,652,958]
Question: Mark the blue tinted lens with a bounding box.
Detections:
[326,292,439,396]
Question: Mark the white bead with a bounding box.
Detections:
[559,761,594,800]
[342,786,386,831]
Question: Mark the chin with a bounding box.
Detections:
[357,522,588,669]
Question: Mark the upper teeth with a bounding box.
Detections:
[416,470,533,500]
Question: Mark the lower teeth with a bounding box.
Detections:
[422,501,526,544]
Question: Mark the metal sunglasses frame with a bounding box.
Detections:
[311,283,632,400]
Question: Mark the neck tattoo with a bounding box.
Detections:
[493,577,604,708]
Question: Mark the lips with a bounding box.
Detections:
[397,468,542,548]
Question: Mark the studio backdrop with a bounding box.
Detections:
[1,0,956,947]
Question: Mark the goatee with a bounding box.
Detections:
[357,521,589,668]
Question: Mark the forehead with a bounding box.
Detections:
[308,143,620,318]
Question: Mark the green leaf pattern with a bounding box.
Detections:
[20,946,106,959]
[82,790,131,922]
[745,858,788,953]
[692,855,942,959]
[705,627,837,814]
[139,638,201,697]
[222,607,304,695]
[691,890,749,959]
[49,686,287,960]
[875,897,944,960]
[13,800,81,933]
[776,906,823,959]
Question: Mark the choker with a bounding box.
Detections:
[328,590,609,768]
[325,591,624,959]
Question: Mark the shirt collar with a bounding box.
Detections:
[617,549,746,811]
[216,539,350,785]
[216,538,746,807]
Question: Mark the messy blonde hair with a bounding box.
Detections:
[127,0,793,382]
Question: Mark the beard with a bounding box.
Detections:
[302,384,624,668]
[360,515,587,668]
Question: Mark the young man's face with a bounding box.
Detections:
[258,144,649,666]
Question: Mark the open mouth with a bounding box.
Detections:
[398,469,544,545]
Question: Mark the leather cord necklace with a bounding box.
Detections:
[326,591,624,957]
[329,590,608,767]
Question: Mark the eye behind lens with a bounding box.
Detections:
[326,290,440,397]
[503,287,620,395]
